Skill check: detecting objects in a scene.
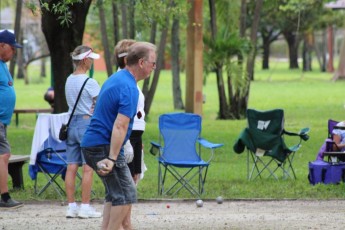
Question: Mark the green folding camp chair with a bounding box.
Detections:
[233,109,310,180]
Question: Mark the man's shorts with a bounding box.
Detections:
[0,122,11,155]
[82,145,137,206]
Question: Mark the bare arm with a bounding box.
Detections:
[109,113,130,160]
[89,96,97,114]
[97,113,129,174]
[333,134,343,150]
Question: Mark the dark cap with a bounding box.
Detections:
[0,30,23,48]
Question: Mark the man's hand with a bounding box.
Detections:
[96,158,115,176]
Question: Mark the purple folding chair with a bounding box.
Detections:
[316,119,340,160]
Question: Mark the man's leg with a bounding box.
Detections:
[78,164,101,218]
[101,202,111,230]
[122,205,132,230]
[0,153,23,209]
[0,153,10,194]
[107,204,131,230]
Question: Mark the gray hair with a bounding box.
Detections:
[126,42,156,66]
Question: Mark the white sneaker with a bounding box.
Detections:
[66,206,79,218]
[78,205,102,219]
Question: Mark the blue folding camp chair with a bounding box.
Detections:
[29,132,69,199]
[150,113,223,197]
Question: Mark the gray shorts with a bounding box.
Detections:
[0,122,11,155]
[82,145,137,206]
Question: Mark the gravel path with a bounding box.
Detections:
[1,199,344,229]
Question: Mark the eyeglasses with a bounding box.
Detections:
[145,60,156,68]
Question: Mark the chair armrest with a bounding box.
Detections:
[299,127,310,135]
[289,143,301,152]
[325,139,341,151]
[150,141,161,156]
[197,138,223,163]
[197,138,224,149]
[283,127,310,141]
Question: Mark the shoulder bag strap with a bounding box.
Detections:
[66,77,90,126]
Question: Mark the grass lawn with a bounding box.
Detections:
[7,59,345,201]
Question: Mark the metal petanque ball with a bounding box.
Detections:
[196,199,203,208]
[216,196,223,204]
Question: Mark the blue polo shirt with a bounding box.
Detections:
[81,69,138,155]
[0,61,16,125]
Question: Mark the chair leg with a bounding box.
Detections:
[158,163,167,195]
[248,150,297,180]
[160,166,208,197]
[281,154,296,179]
[169,171,199,196]
[35,163,66,200]
[36,171,65,200]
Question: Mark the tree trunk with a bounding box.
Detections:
[209,0,228,119]
[302,32,312,72]
[246,0,263,81]
[121,3,128,38]
[239,0,246,37]
[283,31,299,69]
[40,0,92,113]
[261,29,280,70]
[262,34,270,70]
[209,0,217,39]
[171,17,184,110]
[112,1,120,46]
[314,30,326,72]
[99,2,113,76]
[144,23,169,116]
[142,21,157,96]
[327,25,334,72]
[129,0,135,39]
[238,0,263,118]
[9,0,22,77]
[217,66,228,119]
[17,28,25,81]
[40,58,47,78]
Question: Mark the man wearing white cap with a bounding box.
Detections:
[0,30,24,209]
[64,45,101,218]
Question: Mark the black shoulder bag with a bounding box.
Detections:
[59,78,90,141]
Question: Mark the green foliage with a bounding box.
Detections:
[26,0,83,26]
[136,0,190,28]
[277,0,333,32]
[204,32,251,69]
[214,0,240,32]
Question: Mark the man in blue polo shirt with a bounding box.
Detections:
[0,30,23,209]
[81,41,156,229]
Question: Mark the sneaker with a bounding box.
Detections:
[0,198,24,209]
[78,205,102,219]
[66,206,79,218]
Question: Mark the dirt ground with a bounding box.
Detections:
[1,199,345,230]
